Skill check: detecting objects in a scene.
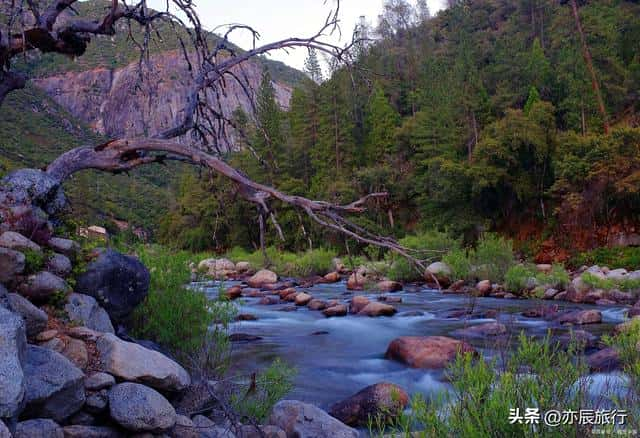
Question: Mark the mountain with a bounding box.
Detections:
[0,0,306,233]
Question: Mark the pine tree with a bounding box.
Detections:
[364,82,400,161]
[254,70,284,185]
[303,49,323,84]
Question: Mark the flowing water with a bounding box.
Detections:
[197,280,628,411]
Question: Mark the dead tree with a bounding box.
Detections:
[0,0,441,279]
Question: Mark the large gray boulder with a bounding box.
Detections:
[14,418,63,438]
[329,382,409,427]
[23,345,85,422]
[269,400,359,438]
[46,253,72,278]
[108,383,176,432]
[76,249,150,321]
[0,169,66,216]
[65,293,114,334]
[0,231,41,252]
[0,247,25,283]
[47,238,80,259]
[18,271,70,301]
[7,293,48,337]
[0,306,27,420]
[97,333,190,392]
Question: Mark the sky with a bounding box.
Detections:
[146,0,445,71]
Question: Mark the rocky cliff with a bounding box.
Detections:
[34,51,292,144]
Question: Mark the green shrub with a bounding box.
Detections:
[504,264,534,292]
[504,264,570,293]
[232,358,296,422]
[581,271,640,292]
[470,233,515,283]
[225,246,336,277]
[442,248,472,282]
[23,248,45,274]
[373,332,589,437]
[570,246,640,271]
[131,245,236,363]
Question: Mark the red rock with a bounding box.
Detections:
[225,286,242,300]
[587,347,620,372]
[385,336,476,369]
[349,296,370,314]
[294,292,313,306]
[323,272,340,283]
[556,309,602,325]
[376,281,402,293]
[323,305,348,317]
[329,383,409,426]
[476,280,492,296]
[358,302,397,317]
[278,288,297,299]
[258,296,279,305]
[307,299,327,311]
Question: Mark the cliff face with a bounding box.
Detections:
[33,51,292,144]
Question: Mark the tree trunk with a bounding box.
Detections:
[569,0,610,135]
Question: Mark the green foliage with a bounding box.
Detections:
[22,249,46,275]
[48,290,69,310]
[387,231,461,282]
[373,333,589,437]
[470,234,515,283]
[442,248,472,282]
[225,246,336,277]
[570,246,640,271]
[131,246,236,363]
[504,263,569,293]
[581,271,640,292]
[232,358,296,422]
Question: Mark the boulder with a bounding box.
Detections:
[0,247,25,283]
[269,400,358,438]
[62,425,123,438]
[323,272,340,283]
[97,333,190,392]
[476,280,492,296]
[452,322,507,338]
[358,302,397,317]
[18,271,69,301]
[376,280,402,293]
[1,169,67,216]
[190,414,234,438]
[108,383,176,432]
[629,270,640,281]
[587,347,620,372]
[556,310,602,325]
[14,419,63,438]
[224,286,242,300]
[61,337,89,369]
[67,326,101,342]
[307,299,327,311]
[23,345,85,422]
[294,292,312,306]
[85,390,109,413]
[247,269,278,288]
[235,261,252,273]
[607,269,628,281]
[608,289,634,304]
[347,266,371,291]
[565,277,591,303]
[46,253,72,278]
[323,305,348,317]
[0,231,41,252]
[329,382,409,426]
[238,424,287,438]
[46,238,79,259]
[65,293,115,334]
[349,296,370,314]
[278,288,297,299]
[35,329,57,342]
[425,262,452,286]
[0,306,27,419]
[583,290,604,304]
[385,336,476,369]
[85,372,116,391]
[543,288,559,300]
[7,293,48,337]
[75,249,150,321]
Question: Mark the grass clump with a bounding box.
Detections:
[571,246,640,271]
[23,248,45,274]
[504,264,570,294]
[373,332,589,437]
[470,233,515,283]
[581,271,640,292]
[225,246,336,277]
[131,245,235,363]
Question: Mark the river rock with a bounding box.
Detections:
[329,382,409,426]
[556,309,602,325]
[47,238,79,259]
[606,269,628,281]
[238,424,286,438]
[45,253,72,278]
[323,272,340,283]
[259,296,279,305]
[23,345,85,422]
[61,337,89,369]
[323,305,348,317]
[7,293,48,337]
[0,231,41,252]
[278,288,296,299]
[269,400,358,438]
[452,322,507,338]
[0,247,25,282]
[385,336,476,369]
[522,304,558,318]
[65,293,115,334]
[476,280,492,296]
[224,286,242,300]
[35,329,57,342]
[85,372,116,391]
[295,292,313,306]
[235,261,252,272]
[62,425,123,438]
[15,419,63,438]
[543,288,559,300]
[376,280,402,292]
[76,249,150,321]
[85,389,109,413]
[0,306,26,419]
[425,262,452,286]
[97,333,190,391]
[347,266,372,291]
[358,302,397,317]
[18,271,69,301]
[379,295,402,303]
[587,347,620,372]
[247,269,278,287]
[349,296,370,314]
[307,299,327,310]
[108,383,176,432]
[608,289,634,304]
[565,277,591,303]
